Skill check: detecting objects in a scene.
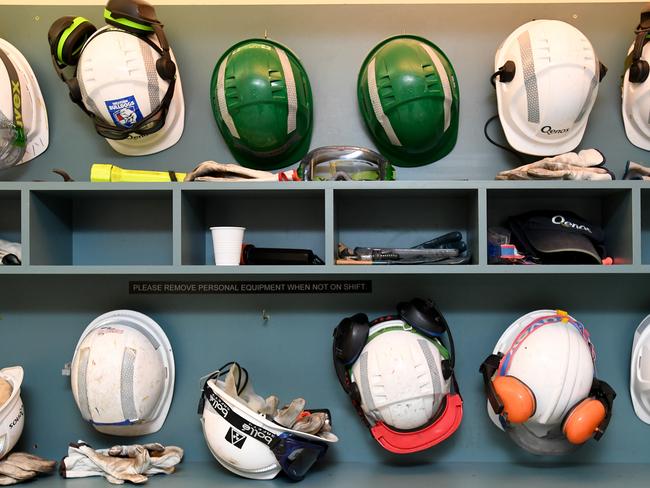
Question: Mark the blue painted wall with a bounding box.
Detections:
[0,3,647,182]
[1,273,649,464]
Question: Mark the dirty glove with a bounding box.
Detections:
[0,453,56,486]
[623,161,650,180]
[222,365,338,441]
[184,161,299,182]
[61,442,183,485]
[496,149,613,180]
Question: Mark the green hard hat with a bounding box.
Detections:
[211,39,313,170]
[358,35,460,167]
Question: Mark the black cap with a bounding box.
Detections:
[508,210,606,264]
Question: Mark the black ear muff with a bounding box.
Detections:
[630,59,650,83]
[48,16,96,66]
[491,60,516,87]
[156,55,176,81]
[104,0,161,34]
[598,61,608,82]
[397,298,446,336]
[333,313,370,366]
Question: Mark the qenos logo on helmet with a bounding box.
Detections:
[105,96,143,129]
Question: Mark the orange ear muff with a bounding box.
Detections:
[493,375,536,424]
[562,399,606,445]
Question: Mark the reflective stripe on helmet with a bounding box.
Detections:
[358,352,376,413]
[518,30,540,124]
[139,39,161,109]
[367,57,402,146]
[76,348,92,421]
[275,47,297,135]
[419,42,452,132]
[120,347,138,422]
[216,57,240,139]
[418,338,442,395]
[574,73,597,124]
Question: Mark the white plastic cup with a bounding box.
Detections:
[210,227,245,265]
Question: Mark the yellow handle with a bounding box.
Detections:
[91,164,187,182]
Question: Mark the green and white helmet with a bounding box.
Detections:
[211,39,313,170]
[358,35,459,167]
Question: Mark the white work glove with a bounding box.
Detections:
[496,149,613,180]
[222,365,338,442]
[0,453,56,486]
[184,161,299,182]
[61,442,183,485]
[623,161,650,180]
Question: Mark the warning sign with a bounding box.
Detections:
[129,280,372,294]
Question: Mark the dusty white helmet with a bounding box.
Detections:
[494,20,604,156]
[77,27,184,156]
[70,310,175,436]
[350,319,451,431]
[631,315,650,423]
[0,366,24,459]
[0,38,48,170]
[199,364,337,481]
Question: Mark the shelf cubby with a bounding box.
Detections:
[28,189,174,266]
[333,188,479,265]
[0,190,21,245]
[486,188,634,265]
[180,188,326,266]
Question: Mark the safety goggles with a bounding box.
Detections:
[0,118,25,170]
[0,47,25,169]
[299,146,395,181]
[269,432,328,481]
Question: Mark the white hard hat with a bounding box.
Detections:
[350,319,450,431]
[623,42,650,150]
[631,315,650,423]
[199,364,337,481]
[484,310,605,455]
[70,310,175,436]
[0,366,24,459]
[494,20,604,156]
[77,27,184,156]
[0,38,48,169]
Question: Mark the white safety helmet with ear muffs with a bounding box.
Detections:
[631,315,650,423]
[0,366,24,459]
[622,7,650,150]
[492,20,605,156]
[76,27,184,156]
[69,310,175,436]
[0,38,48,170]
[480,310,615,456]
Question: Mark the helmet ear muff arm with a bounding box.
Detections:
[397,298,456,371]
[480,353,505,415]
[590,378,616,440]
[629,21,650,83]
[491,60,516,87]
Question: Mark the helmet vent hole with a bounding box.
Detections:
[422,64,438,91]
